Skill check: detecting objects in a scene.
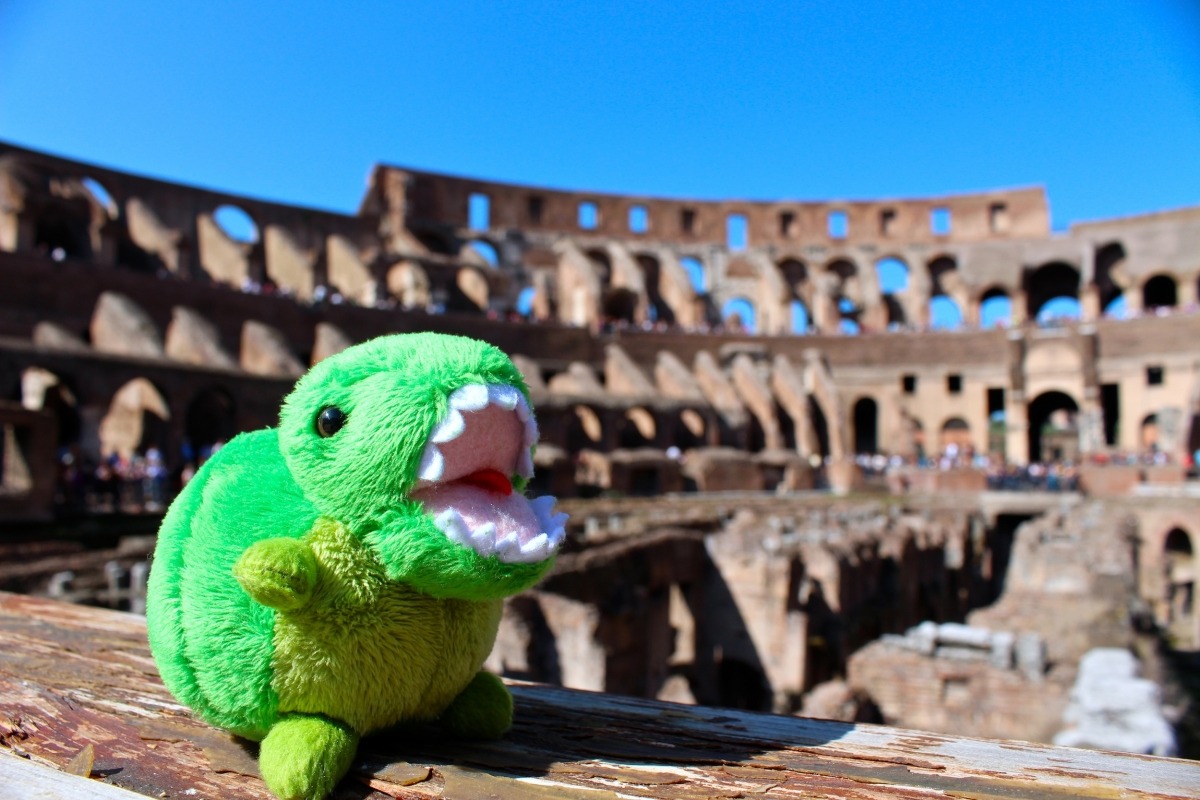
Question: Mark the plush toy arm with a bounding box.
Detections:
[234,538,318,612]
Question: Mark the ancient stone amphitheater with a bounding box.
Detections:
[1,141,1197,750]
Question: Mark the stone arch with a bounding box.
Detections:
[386,260,430,308]
[98,378,171,459]
[680,256,706,293]
[463,238,499,268]
[853,397,879,454]
[1142,273,1178,311]
[635,254,674,323]
[825,258,862,333]
[185,385,237,460]
[566,405,604,453]
[619,407,656,448]
[1141,413,1160,452]
[938,417,971,455]
[1163,527,1195,645]
[677,409,707,450]
[875,256,909,328]
[980,285,1013,328]
[928,256,964,330]
[722,296,756,334]
[1027,390,1079,463]
[21,367,82,449]
[33,194,93,260]
[1026,261,1081,322]
[1094,242,1128,314]
[449,267,489,312]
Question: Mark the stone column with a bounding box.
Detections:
[1010,289,1028,326]
[1080,284,1100,322]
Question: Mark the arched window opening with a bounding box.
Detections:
[1104,294,1128,319]
[1026,262,1080,322]
[980,288,1012,328]
[185,387,237,463]
[567,406,603,453]
[1143,274,1178,311]
[465,240,498,267]
[213,204,259,244]
[585,249,612,285]
[790,300,811,334]
[1141,413,1160,453]
[1036,297,1082,326]
[853,398,878,454]
[876,257,909,327]
[722,297,756,334]
[808,396,831,459]
[677,409,707,450]
[1027,391,1079,463]
[619,408,656,448]
[446,268,489,313]
[1094,242,1127,312]
[99,378,171,460]
[1164,528,1194,638]
[602,287,638,324]
[930,296,963,330]
[637,254,673,324]
[928,256,962,330]
[838,297,860,335]
[680,256,706,293]
[82,177,117,218]
[516,286,536,318]
[21,368,81,449]
[578,201,599,230]
[468,192,490,231]
[939,417,971,457]
[726,213,748,251]
[34,201,91,260]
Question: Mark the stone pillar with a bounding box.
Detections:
[1005,392,1029,464]
[1080,284,1100,322]
[1010,289,1028,326]
[963,293,981,328]
[1178,278,1198,309]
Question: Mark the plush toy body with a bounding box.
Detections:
[146,333,566,800]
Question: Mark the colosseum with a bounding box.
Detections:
[1,140,1197,750]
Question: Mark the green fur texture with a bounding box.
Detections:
[145,333,556,798]
[259,714,358,800]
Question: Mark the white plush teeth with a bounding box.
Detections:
[430,409,465,443]
[494,532,523,561]
[488,384,520,410]
[449,383,489,412]
[519,533,550,560]
[470,522,497,557]
[517,449,535,479]
[436,509,472,547]
[417,446,444,482]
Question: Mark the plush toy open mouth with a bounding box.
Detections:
[409,383,566,564]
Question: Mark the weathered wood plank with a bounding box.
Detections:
[0,591,1197,799]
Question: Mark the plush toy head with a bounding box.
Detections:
[277,332,564,599]
[146,332,566,800]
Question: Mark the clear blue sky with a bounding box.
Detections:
[1,1,1198,228]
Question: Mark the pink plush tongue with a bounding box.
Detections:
[460,468,512,496]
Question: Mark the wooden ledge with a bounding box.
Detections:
[0,591,1196,799]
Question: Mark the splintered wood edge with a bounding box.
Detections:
[0,751,148,799]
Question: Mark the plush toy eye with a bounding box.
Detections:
[315,406,347,438]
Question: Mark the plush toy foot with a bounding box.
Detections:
[259,713,358,800]
[439,671,513,740]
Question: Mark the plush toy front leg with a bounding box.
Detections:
[233,538,318,611]
[259,713,358,800]
[438,671,513,740]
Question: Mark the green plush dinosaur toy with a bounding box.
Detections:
[145,332,567,800]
